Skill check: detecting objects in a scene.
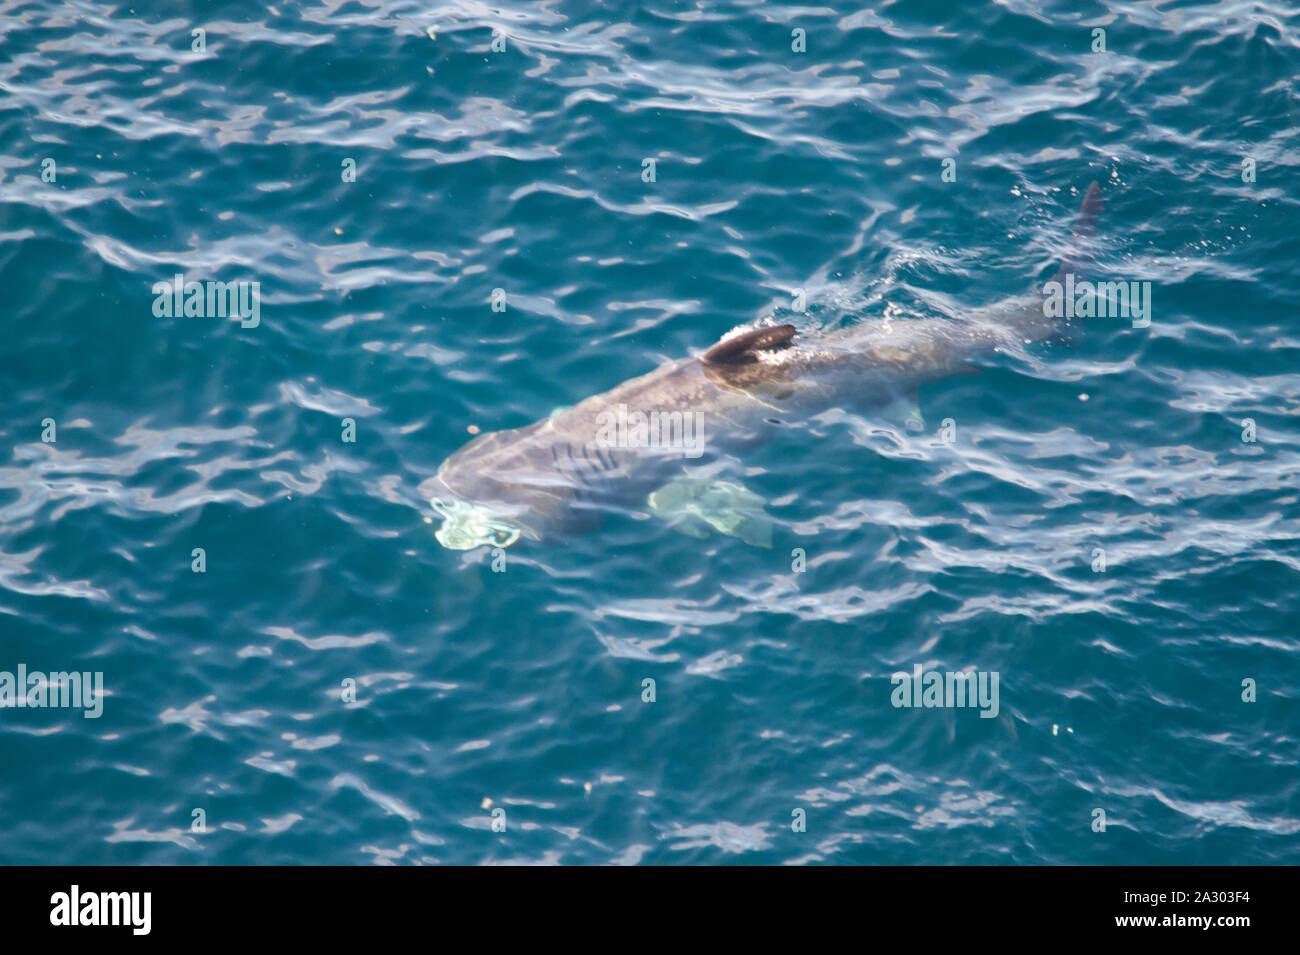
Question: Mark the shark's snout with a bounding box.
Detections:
[431,497,523,550]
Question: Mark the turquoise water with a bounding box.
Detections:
[1,0,1297,865]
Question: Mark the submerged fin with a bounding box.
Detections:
[882,392,926,433]
[702,324,797,365]
[648,477,774,548]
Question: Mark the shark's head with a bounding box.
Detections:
[420,449,555,551]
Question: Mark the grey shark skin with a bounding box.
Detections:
[423,183,1103,550]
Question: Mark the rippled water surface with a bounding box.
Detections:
[1,0,1297,864]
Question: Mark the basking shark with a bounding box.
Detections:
[422,183,1103,550]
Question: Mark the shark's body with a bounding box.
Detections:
[423,184,1103,549]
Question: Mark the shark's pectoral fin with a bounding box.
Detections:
[648,477,774,548]
[658,511,713,539]
[730,511,774,548]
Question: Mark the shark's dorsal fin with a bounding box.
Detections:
[702,324,797,365]
[1051,181,1105,285]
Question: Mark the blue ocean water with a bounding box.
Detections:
[1,0,1297,866]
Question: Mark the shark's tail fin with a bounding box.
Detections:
[1051,181,1104,286]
